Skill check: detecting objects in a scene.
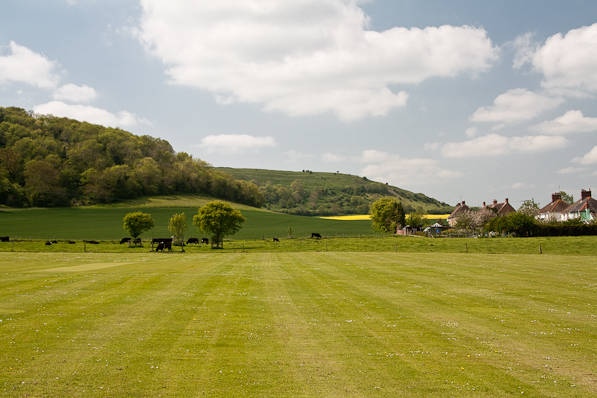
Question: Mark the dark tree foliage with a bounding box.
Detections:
[0,107,264,207]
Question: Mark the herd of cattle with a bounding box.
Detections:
[0,233,324,251]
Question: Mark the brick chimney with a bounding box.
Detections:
[505,198,509,204]
[482,201,486,207]
[493,199,498,205]
[462,200,466,205]
[552,192,562,202]
[581,189,592,200]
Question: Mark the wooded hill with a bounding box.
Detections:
[0,107,263,208]
[217,167,453,216]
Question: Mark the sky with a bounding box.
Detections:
[1,0,596,207]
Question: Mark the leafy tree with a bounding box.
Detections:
[559,191,574,204]
[518,199,540,217]
[122,212,154,241]
[454,211,476,233]
[168,212,187,250]
[193,201,245,248]
[370,197,405,233]
[405,213,424,229]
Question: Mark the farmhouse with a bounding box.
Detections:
[486,198,516,217]
[447,198,515,227]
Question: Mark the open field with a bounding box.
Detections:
[1,236,597,256]
[0,206,375,240]
[320,214,450,221]
[1,250,595,397]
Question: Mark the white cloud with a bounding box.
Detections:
[322,152,346,163]
[361,155,461,187]
[33,101,140,128]
[512,32,536,69]
[424,142,440,151]
[136,1,498,121]
[573,145,597,165]
[0,41,59,88]
[360,149,390,163]
[442,133,567,158]
[531,110,597,135]
[470,89,562,124]
[557,166,586,175]
[511,182,525,189]
[527,23,597,96]
[283,149,313,163]
[199,134,276,154]
[465,127,477,137]
[53,83,97,103]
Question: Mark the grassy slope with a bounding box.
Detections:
[1,251,595,396]
[0,205,375,240]
[217,167,452,212]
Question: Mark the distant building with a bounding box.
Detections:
[563,189,597,222]
[487,198,516,217]
[537,192,570,222]
[447,201,470,227]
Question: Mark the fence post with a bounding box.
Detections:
[83,241,86,253]
[539,243,542,254]
[465,242,468,253]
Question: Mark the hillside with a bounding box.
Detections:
[217,167,453,216]
[0,107,263,208]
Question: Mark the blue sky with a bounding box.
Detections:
[1,0,596,207]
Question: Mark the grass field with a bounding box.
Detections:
[1,250,595,396]
[0,206,376,240]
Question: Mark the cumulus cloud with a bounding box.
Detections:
[199,134,276,154]
[0,41,59,88]
[442,133,567,158]
[525,23,597,96]
[53,83,97,103]
[470,88,562,124]
[136,1,498,121]
[360,149,390,163]
[465,127,478,137]
[322,152,346,163]
[361,154,461,187]
[531,110,597,135]
[573,145,597,165]
[33,101,140,128]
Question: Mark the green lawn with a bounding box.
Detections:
[0,206,376,240]
[1,251,595,396]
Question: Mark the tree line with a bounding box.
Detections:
[0,107,264,208]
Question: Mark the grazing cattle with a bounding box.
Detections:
[186,237,199,245]
[155,242,165,252]
[120,237,131,244]
[152,238,173,252]
[311,232,322,239]
[84,240,100,244]
[133,238,142,246]
[45,241,52,246]
[273,237,280,242]
[0,236,9,242]
[201,238,209,245]
[51,240,58,244]
[67,240,76,244]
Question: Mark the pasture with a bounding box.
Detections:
[0,206,375,240]
[1,250,596,396]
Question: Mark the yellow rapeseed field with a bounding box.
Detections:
[321,214,450,221]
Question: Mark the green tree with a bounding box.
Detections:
[518,199,540,217]
[168,212,187,250]
[559,191,574,204]
[122,212,154,242]
[405,213,424,229]
[370,197,405,233]
[193,201,245,248]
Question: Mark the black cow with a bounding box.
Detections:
[0,236,9,242]
[84,240,100,244]
[201,238,209,245]
[186,237,199,245]
[273,237,280,242]
[311,232,322,239]
[51,240,58,244]
[133,238,142,246]
[120,237,131,244]
[45,241,52,246]
[155,242,165,252]
[67,240,76,244]
[152,238,173,252]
